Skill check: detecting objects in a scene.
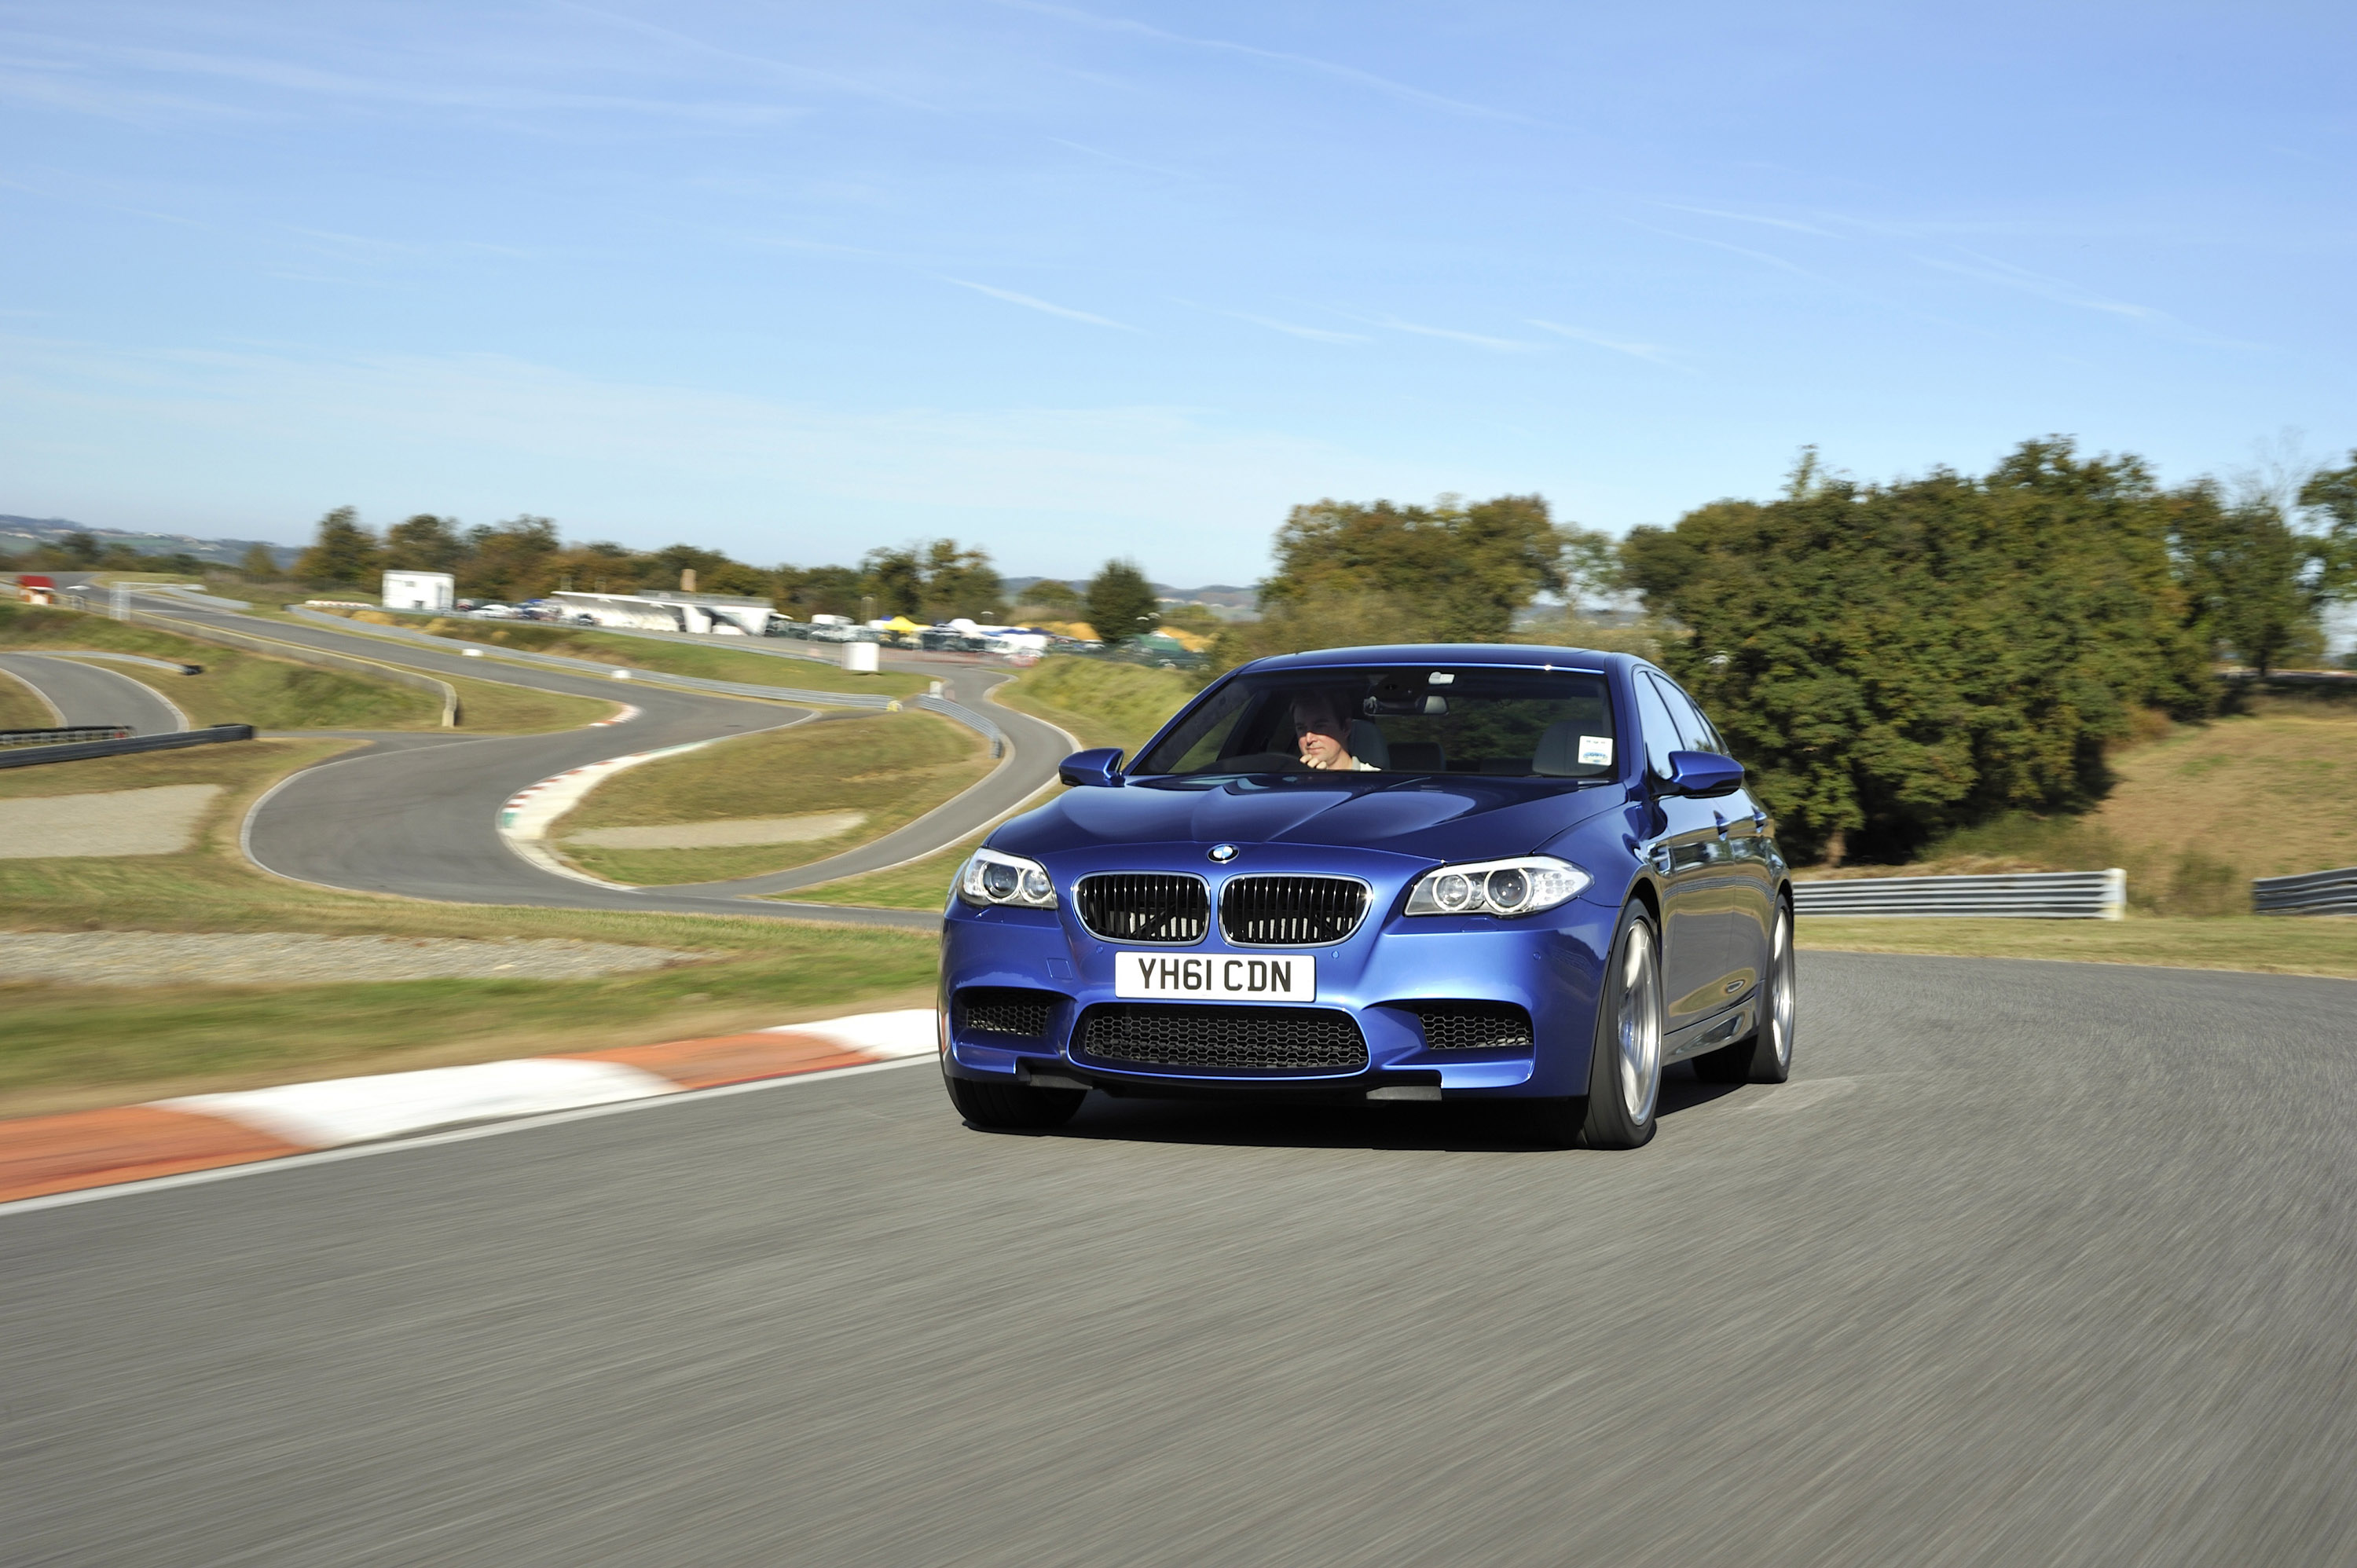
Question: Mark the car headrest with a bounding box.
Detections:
[1347,719,1390,769]
[1534,720,1599,777]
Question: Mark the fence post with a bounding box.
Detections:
[2102,867,2126,920]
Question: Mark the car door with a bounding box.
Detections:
[1656,677,1774,1002]
[1633,672,1725,1036]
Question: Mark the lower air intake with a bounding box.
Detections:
[1078,1004,1368,1073]
[955,987,1059,1039]
[1409,1002,1534,1051]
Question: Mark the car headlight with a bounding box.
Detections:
[956,847,1057,910]
[1405,855,1590,918]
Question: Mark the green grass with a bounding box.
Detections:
[996,655,1197,753]
[791,832,981,910]
[440,671,616,733]
[553,709,993,885]
[0,739,938,1114]
[1799,916,2357,980]
[299,606,928,698]
[0,666,58,728]
[0,602,442,730]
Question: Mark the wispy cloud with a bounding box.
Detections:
[948,279,1138,331]
[1655,201,1838,239]
[1179,302,1365,343]
[1527,319,1684,366]
[1623,218,1827,282]
[1373,316,1537,353]
[994,0,1556,129]
[1914,251,2162,321]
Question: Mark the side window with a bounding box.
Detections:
[1655,677,1724,755]
[1633,673,1683,779]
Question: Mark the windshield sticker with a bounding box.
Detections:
[1578,735,1614,766]
[1427,672,1454,684]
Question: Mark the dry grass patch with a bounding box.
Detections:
[554,709,992,885]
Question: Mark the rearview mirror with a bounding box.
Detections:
[1058,748,1125,788]
[1662,749,1744,797]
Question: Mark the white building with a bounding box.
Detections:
[383,571,456,611]
[549,589,774,636]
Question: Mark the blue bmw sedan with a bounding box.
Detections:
[939,645,1795,1149]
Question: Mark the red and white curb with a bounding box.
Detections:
[0,1009,940,1207]
[496,740,721,889]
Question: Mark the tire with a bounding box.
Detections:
[1695,899,1796,1085]
[1529,902,1664,1149]
[944,1071,1086,1130]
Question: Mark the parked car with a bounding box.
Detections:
[937,644,1794,1149]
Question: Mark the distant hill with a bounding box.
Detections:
[0,515,302,569]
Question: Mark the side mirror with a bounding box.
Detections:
[1058,747,1126,788]
[1662,749,1744,797]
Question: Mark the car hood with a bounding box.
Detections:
[994,773,1622,865]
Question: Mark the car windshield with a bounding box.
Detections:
[1131,665,1618,780]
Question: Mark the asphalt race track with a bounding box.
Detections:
[0,650,187,735]
[6,954,2355,1566]
[125,593,1074,926]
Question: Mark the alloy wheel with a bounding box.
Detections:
[1618,922,1663,1123]
[1769,907,1794,1071]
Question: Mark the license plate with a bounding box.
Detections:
[1114,951,1316,1002]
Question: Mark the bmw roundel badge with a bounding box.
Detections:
[1208,844,1237,863]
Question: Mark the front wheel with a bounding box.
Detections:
[1526,903,1663,1150]
[944,1072,1085,1130]
[1696,900,1796,1085]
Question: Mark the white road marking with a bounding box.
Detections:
[772,1008,940,1058]
[157,1058,680,1148]
[1,1054,935,1219]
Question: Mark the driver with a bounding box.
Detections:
[1291,691,1376,771]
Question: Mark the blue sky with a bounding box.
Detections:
[2,2,2351,584]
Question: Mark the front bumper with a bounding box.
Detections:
[940,866,1618,1101]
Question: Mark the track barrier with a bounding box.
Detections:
[1792,868,2126,919]
[0,724,254,769]
[2253,866,2357,917]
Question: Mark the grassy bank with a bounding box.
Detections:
[1799,915,2357,980]
[300,606,928,698]
[552,709,992,885]
[994,655,1197,753]
[790,660,1197,911]
[0,739,938,1114]
[1,602,446,730]
[1809,693,2357,914]
[0,666,57,728]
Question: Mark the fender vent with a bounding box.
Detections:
[954,987,1060,1039]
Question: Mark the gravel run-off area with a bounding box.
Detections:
[0,932,709,987]
[0,786,220,858]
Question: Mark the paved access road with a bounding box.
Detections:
[7,954,2354,1566]
[123,593,1073,925]
[0,651,187,735]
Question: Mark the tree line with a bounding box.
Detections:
[1233,439,2354,864]
[280,505,1185,647]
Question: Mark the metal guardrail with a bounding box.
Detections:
[280,606,1006,756]
[1793,868,2126,920]
[2253,866,2357,917]
[1,724,131,748]
[0,723,254,769]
